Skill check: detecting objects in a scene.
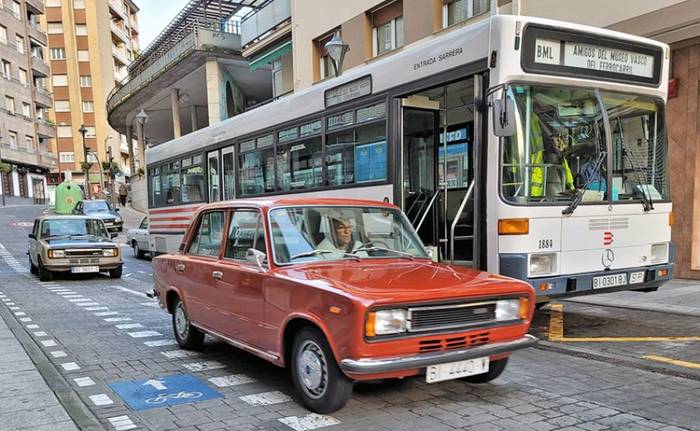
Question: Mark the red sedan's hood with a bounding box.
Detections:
[274,260,532,306]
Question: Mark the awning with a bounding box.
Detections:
[249,40,292,71]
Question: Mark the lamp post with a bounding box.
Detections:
[135,109,148,175]
[324,32,350,77]
[78,124,90,199]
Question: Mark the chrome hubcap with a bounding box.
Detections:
[175,303,189,340]
[297,340,327,399]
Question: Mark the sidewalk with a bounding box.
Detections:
[0,311,79,430]
[565,278,700,316]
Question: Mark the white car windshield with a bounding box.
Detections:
[41,219,109,239]
[269,206,429,264]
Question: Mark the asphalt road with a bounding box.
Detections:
[0,204,698,431]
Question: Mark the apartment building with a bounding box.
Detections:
[43,0,139,192]
[0,0,56,200]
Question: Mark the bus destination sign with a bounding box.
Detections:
[325,75,372,108]
[534,38,654,79]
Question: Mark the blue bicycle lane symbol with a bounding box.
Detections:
[109,374,222,411]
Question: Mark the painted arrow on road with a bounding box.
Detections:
[143,379,167,390]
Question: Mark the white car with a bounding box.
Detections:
[126,216,149,258]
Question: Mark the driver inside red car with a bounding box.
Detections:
[317,216,362,254]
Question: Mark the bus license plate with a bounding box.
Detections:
[629,271,645,284]
[592,273,627,289]
[71,266,99,273]
[426,357,489,383]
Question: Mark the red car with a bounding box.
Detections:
[153,198,537,413]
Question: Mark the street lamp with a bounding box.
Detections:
[78,124,90,199]
[324,32,350,76]
[135,109,149,176]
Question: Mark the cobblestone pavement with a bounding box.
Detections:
[0,204,698,431]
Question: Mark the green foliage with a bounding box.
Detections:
[0,162,10,174]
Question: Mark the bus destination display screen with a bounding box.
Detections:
[521,25,662,86]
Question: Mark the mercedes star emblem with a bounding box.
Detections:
[601,248,615,269]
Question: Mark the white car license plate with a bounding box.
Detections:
[629,271,645,284]
[71,266,99,274]
[592,273,627,289]
[426,357,489,383]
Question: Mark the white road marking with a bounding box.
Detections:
[208,374,255,387]
[26,324,39,329]
[240,391,291,406]
[69,298,93,303]
[139,302,160,308]
[61,362,80,371]
[85,307,109,311]
[89,394,114,406]
[33,331,48,337]
[127,330,161,338]
[13,311,26,316]
[95,311,119,316]
[78,302,100,307]
[56,292,77,296]
[74,377,95,387]
[160,350,199,359]
[182,361,227,372]
[50,351,68,358]
[115,323,143,330]
[110,285,148,298]
[137,270,147,274]
[9,306,20,310]
[104,317,132,322]
[60,294,82,298]
[108,415,137,431]
[19,317,32,322]
[143,379,167,390]
[278,414,341,431]
[144,340,177,347]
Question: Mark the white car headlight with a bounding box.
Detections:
[48,249,65,258]
[115,217,122,223]
[102,248,119,257]
[366,309,407,336]
[495,297,530,321]
[528,253,557,278]
[650,243,669,265]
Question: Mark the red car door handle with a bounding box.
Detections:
[176,263,185,273]
[212,271,223,280]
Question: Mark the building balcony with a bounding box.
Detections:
[38,151,58,169]
[108,22,242,118]
[30,55,49,77]
[33,86,52,108]
[111,22,130,44]
[241,0,291,48]
[112,45,129,65]
[25,0,45,15]
[27,23,48,46]
[1,144,40,167]
[109,0,129,21]
[36,120,55,138]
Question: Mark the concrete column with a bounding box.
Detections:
[205,58,222,126]
[190,105,198,133]
[126,124,135,175]
[171,88,182,138]
[136,121,145,171]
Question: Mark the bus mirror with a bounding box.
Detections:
[493,98,516,137]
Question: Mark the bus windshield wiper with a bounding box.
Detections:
[290,249,359,261]
[615,117,653,211]
[562,151,606,215]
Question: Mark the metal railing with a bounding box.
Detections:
[241,0,290,47]
[450,180,475,264]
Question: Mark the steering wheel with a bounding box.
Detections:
[354,240,391,255]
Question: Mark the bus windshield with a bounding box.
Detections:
[501,84,668,205]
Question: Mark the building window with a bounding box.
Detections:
[371,1,404,56]
[50,48,66,60]
[57,126,72,138]
[77,50,89,62]
[15,35,24,54]
[31,45,44,59]
[83,126,96,137]
[55,100,70,112]
[73,0,85,9]
[11,1,21,18]
[1,60,11,78]
[8,131,18,148]
[46,0,61,6]
[22,102,31,117]
[443,0,490,27]
[59,152,75,163]
[75,25,87,36]
[25,136,33,151]
[79,75,91,87]
[47,23,64,34]
[316,31,339,80]
[82,101,94,112]
[52,74,68,86]
[5,96,15,114]
[18,68,27,85]
[0,26,7,44]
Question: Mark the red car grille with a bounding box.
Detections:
[418,332,490,353]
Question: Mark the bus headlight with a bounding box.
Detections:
[528,253,556,278]
[366,309,407,337]
[650,243,669,265]
[48,249,65,259]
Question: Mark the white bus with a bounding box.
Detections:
[145,15,673,300]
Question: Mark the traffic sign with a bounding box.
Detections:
[109,374,222,411]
